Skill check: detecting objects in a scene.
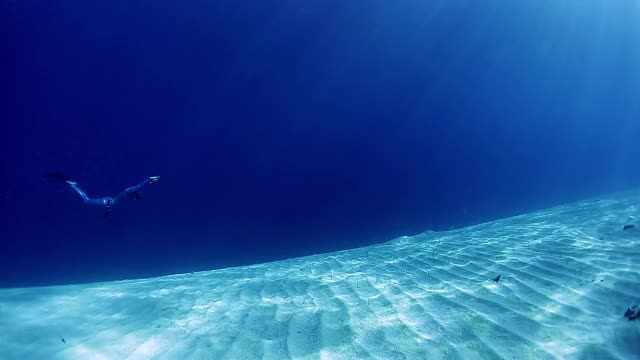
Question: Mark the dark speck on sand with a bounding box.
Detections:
[624,305,639,321]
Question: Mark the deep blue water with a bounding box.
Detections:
[2,0,639,287]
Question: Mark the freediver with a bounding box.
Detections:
[47,173,160,217]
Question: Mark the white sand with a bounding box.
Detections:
[1,190,640,359]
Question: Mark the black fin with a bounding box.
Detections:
[134,192,142,200]
[46,172,70,181]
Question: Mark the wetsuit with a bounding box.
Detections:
[66,176,160,216]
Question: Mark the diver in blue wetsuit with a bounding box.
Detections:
[47,173,160,217]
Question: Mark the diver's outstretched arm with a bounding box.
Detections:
[114,176,160,203]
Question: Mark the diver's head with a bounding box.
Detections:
[105,197,114,208]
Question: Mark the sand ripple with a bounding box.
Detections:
[1,191,640,359]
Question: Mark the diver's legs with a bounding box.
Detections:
[67,181,90,202]
[67,181,107,206]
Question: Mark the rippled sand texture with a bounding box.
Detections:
[2,191,640,359]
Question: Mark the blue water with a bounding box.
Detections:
[3,0,639,287]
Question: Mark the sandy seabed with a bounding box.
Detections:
[1,191,640,359]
